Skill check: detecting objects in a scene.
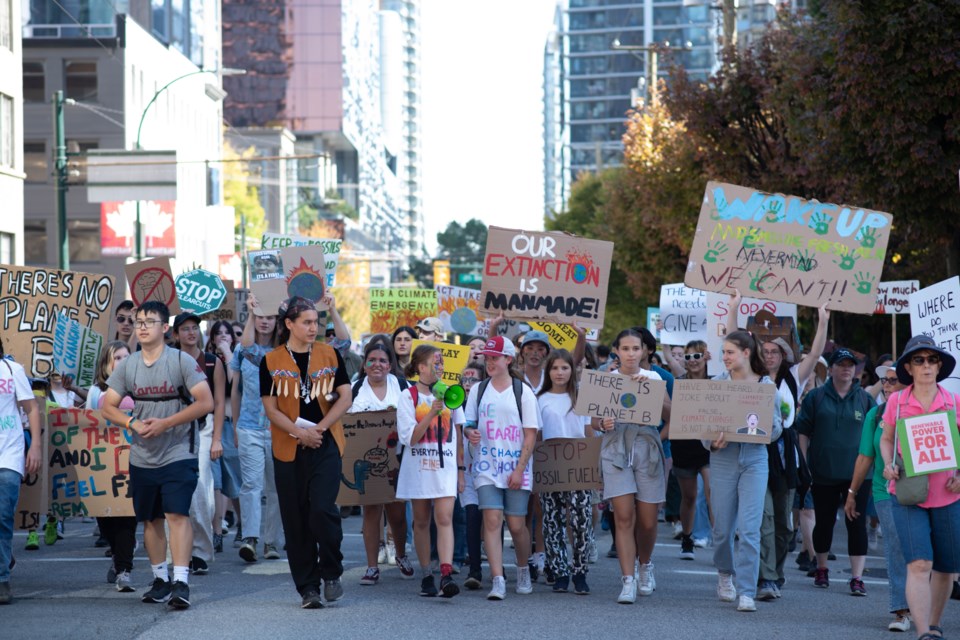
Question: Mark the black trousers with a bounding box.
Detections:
[811,481,871,557]
[466,504,482,574]
[274,438,344,595]
[98,516,138,572]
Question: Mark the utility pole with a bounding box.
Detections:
[53,90,69,270]
[612,39,692,108]
[723,0,738,52]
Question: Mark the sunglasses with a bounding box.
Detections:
[684,353,704,361]
[911,354,941,366]
[116,316,134,324]
[881,377,899,385]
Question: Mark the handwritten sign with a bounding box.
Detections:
[281,245,327,304]
[410,340,470,386]
[705,293,798,376]
[909,277,960,396]
[235,287,250,325]
[685,181,892,314]
[875,280,920,315]
[0,264,115,379]
[201,281,237,322]
[125,258,180,314]
[574,370,666,426]
[670,379,776,444]
[15,393,48,530]
[480,226,613,330]
[659,284,708,346]
[53,313,103,388]
[897,411,960,477]
[435,284,488,337]
[47,407,134,518]
[338,410,400,506]
[262,232,342,287]
[529,321,579,351]
[369,288,438,334]
[532,437,601,492]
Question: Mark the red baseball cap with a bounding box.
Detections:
[479,335,516,358]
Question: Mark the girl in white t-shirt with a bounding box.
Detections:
[350,340,414,585]
[537,349,606,596]
[396,344,464,599]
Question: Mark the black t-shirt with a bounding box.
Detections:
[258,346,350,424]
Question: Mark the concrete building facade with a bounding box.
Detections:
[0,0,23,264]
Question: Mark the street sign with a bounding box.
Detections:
[176,269,227,315]
[458,272,482,286]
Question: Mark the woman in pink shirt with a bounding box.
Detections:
[880,335,960,640]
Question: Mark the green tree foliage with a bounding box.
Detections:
[436,219,488,266]
[223,141,266,252]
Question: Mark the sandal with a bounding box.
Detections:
[930,626,944,637]
[918,634,940,640]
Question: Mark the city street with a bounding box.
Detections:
[4,513,936,639]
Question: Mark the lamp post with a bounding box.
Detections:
[611,39,692,107]
[133,68,245,261]
[53,90,69,270]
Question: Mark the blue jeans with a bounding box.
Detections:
[238,429,284,546]
[693,474,712,541]
[891,497,960,574]
[874,499,908,613]
[710,443,768,599]
[0,468,21,583]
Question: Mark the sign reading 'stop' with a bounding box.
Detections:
[480,226,613,330]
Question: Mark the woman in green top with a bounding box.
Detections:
[844,370,910,633]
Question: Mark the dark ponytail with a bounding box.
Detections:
[405,344,440,380]
[725,330,766,377]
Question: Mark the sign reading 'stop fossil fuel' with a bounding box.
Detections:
[685,182,892,315]
[480,226,613,330]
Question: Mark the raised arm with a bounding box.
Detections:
[797,303,830,385]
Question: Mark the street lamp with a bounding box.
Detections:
[133,67,246,261]
[612,39,692,107]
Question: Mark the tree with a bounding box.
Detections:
[223,141,266,252]
[436,219,488,266]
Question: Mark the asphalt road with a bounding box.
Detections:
[3,513,949,640]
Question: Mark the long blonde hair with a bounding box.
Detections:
[94,341,131,391]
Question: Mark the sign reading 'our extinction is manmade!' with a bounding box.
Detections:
[480,227,613,330]
[685,182,892,314]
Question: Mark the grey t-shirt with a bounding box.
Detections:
[107,346,208,469]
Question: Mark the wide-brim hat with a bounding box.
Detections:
[896,334,956,385]
[768,337,795,364]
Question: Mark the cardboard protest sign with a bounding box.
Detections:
[175,269,227,315]
[53,313,104,388]
[670,379,777,444]
[909,277,960,396]
[125,258,180,314]
[370,288,438,334]
[647,307,661,342]
[705,294,797,377]
[480,226,613,330]
[529,322,580,351]
[281,245,327,304]
[532,437,601,492]
[435,284,488,338]
[248,249,284,282]
[47,407,134,518]
[659,284,708,346]
[574,369,666,426]
[685,181,892,314]
[0,264,115,379]
[897,411,960,477]
[262,232,343,287]
[876,280,920,315]
[338,410,400,506]
[411,340,471,385]
[235,287,250,325]
[201,280,237,322]
[15,392,48,530]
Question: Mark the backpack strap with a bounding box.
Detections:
[512,378,524,423]
[351,379,363,400]
[778,369,799,408]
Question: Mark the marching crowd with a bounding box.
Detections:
[1,291,959,640]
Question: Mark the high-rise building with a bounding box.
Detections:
[20,1,230,292]
[544,0,783,217]
[0,0,23,263]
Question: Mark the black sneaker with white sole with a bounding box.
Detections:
[190,557,209,575]
[680,535,695,560]
[141,578,172,603]
[420,575,438,597]
[439,575,460,598]
[301,588,323,609]
[168,580,190,609]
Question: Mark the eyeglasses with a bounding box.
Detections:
[116,316,134,324]
[881,377,899,385]
[684,353,704,361]
[911,354,941,366]
[135,320,162,329]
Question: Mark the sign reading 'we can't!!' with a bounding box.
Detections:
[480,227,613,330]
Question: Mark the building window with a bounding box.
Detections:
[23,62,46,103]
[1,0,12,51]
[65,61,98,101]
[0,232,12,264]
[24,141,47,183]
[0,93,13,169]
[68,219,100,263]
[152,0,168,43]
[24,221,47,265]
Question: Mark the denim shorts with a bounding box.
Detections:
[130,459,199,522]
[477,484,530,516]
[793,488,814,510]
[890,497,960,573]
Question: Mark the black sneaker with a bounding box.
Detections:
[141,577,172,603]
[464,571,482,590]
[213,534,223,554]
[552,576,569,593]
[95,535,109,548]
[439,574,460,598]
[572,573,590,595]
[419,575,438,597]
[301,588,323,609]
[168,580,190,609]
[107,564,117,584]
[528,561,539,583]
[544,567,556,586]
[190,557,209,575]
[680,535,695,560]
[239,537,258,563]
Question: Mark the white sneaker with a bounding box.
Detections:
[637,562,656,596]
[717,573,737,602]
[888,613,910,632]
[617,575,637,604]
[693,537,709,548]
[516,565,533,594]
[377,542,388,565]
[587,538,599,564]
[737,595,757,612]
[386,542,397,566]
[534,551,545,573]
[487,576,506,600]
[671,521,683,539]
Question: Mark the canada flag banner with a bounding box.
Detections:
[100,200,176,257]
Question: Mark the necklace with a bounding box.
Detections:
[286,343,312,402]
